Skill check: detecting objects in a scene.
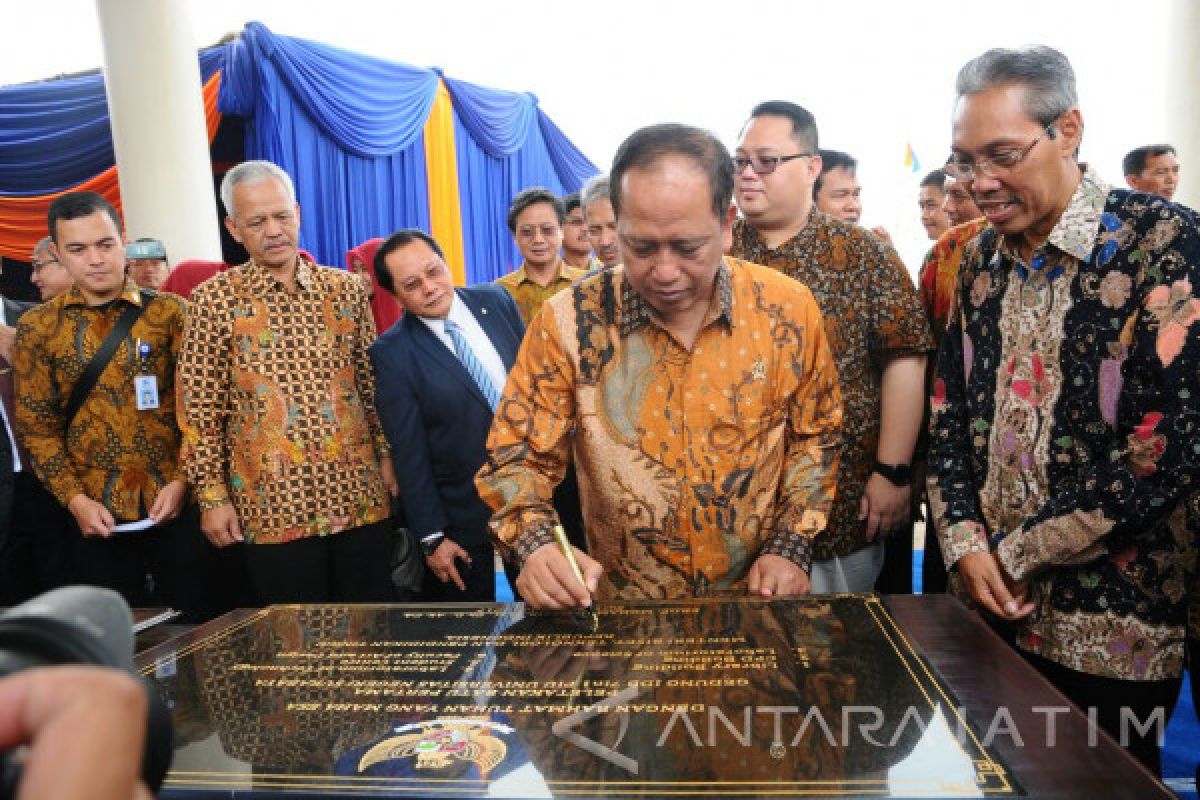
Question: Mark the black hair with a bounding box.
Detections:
[1123,144,1176,177]
[610,123,734,222]
[374,229,447,296]
[920,169,948,190]
[47,191,122,244]
[813,149,857,197]
[563,192,582,215]
[506,188,565,233]
[745,100,819,153]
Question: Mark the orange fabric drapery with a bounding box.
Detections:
[0,70,224,261]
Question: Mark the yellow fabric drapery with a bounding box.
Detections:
[421,79,467,285]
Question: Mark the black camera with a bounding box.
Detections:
[0,586,173,798]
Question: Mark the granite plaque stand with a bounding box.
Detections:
[136,595,1171,799]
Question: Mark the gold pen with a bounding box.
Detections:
[553,524,593,612]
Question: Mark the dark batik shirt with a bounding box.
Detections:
[928,170,1200,680]
[732,211,934,560]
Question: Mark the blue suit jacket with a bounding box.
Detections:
[369,285,525,549]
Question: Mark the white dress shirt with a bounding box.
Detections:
[419,292,508,396]
[416,292,508,546]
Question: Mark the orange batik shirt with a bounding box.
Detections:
[917,217,989,347]
[477,258,843,600]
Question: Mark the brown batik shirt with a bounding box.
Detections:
[14,280,186,520]
[177,257,389,544]
[732,211,933,560]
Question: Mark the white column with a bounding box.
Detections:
[1167,0,1200,209]
[95,0,222,266]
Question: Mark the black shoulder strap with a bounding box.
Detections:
[64,290,153,427]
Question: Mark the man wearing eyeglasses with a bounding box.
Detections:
[928,46,1200,776]
[731,100,933,596]
[29,236,73,302]
[496,188,587,325]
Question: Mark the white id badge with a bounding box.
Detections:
[134,375,160,410]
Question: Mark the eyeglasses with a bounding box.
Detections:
[945,125,1053,181]
[733,153,814,175]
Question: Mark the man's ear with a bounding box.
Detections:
[223,215,242,245]
[1054,108,1083,159]
[808,152,823,183]
[721,203,737,255]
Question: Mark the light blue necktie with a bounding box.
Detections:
[444,318,501,409]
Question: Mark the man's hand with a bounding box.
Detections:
[871,226,894,247]
[516,542,603,610]
[67,494,115,537]
[200,502,244,548]
[380,456,399,498]
[747,553,811,597]
[148,480,187,525]
[859,472,911,541]
[426,538,471,592]
[0,665,152,800]
[0,323,16,362]
[956,551,1035,620]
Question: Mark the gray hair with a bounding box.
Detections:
[955,46,1077,128]
[219,160,297,218]
[32,235,55,259]
[580,174,611,216]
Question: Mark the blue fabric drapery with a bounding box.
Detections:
[219,25,433,265]
[0,50,223,195]
[221,22,597,280]
[220,23,439,158]
[0,20,599,281]
[441,74,599,282]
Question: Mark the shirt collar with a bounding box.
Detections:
[515,259,571,285]
[244,253,316,292]
[618,259,734,337]
[733,207,820,254]
[63,277,144,309]
[419,290,465,335]
[998,167,1113,264]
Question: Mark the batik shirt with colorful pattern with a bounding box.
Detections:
[177,257,390,544]
[918,217,990,347]
[477,259,843,599]
[731,212,934,560]
[14,280,185,520]
[494,260,588,324]
[928,170,1200,681]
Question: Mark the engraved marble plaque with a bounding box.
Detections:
[141,596,1022,798]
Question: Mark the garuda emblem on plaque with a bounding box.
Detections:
[357,718,511,777]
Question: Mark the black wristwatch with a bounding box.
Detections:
[421,533,445,556]
[872,461,912,487]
